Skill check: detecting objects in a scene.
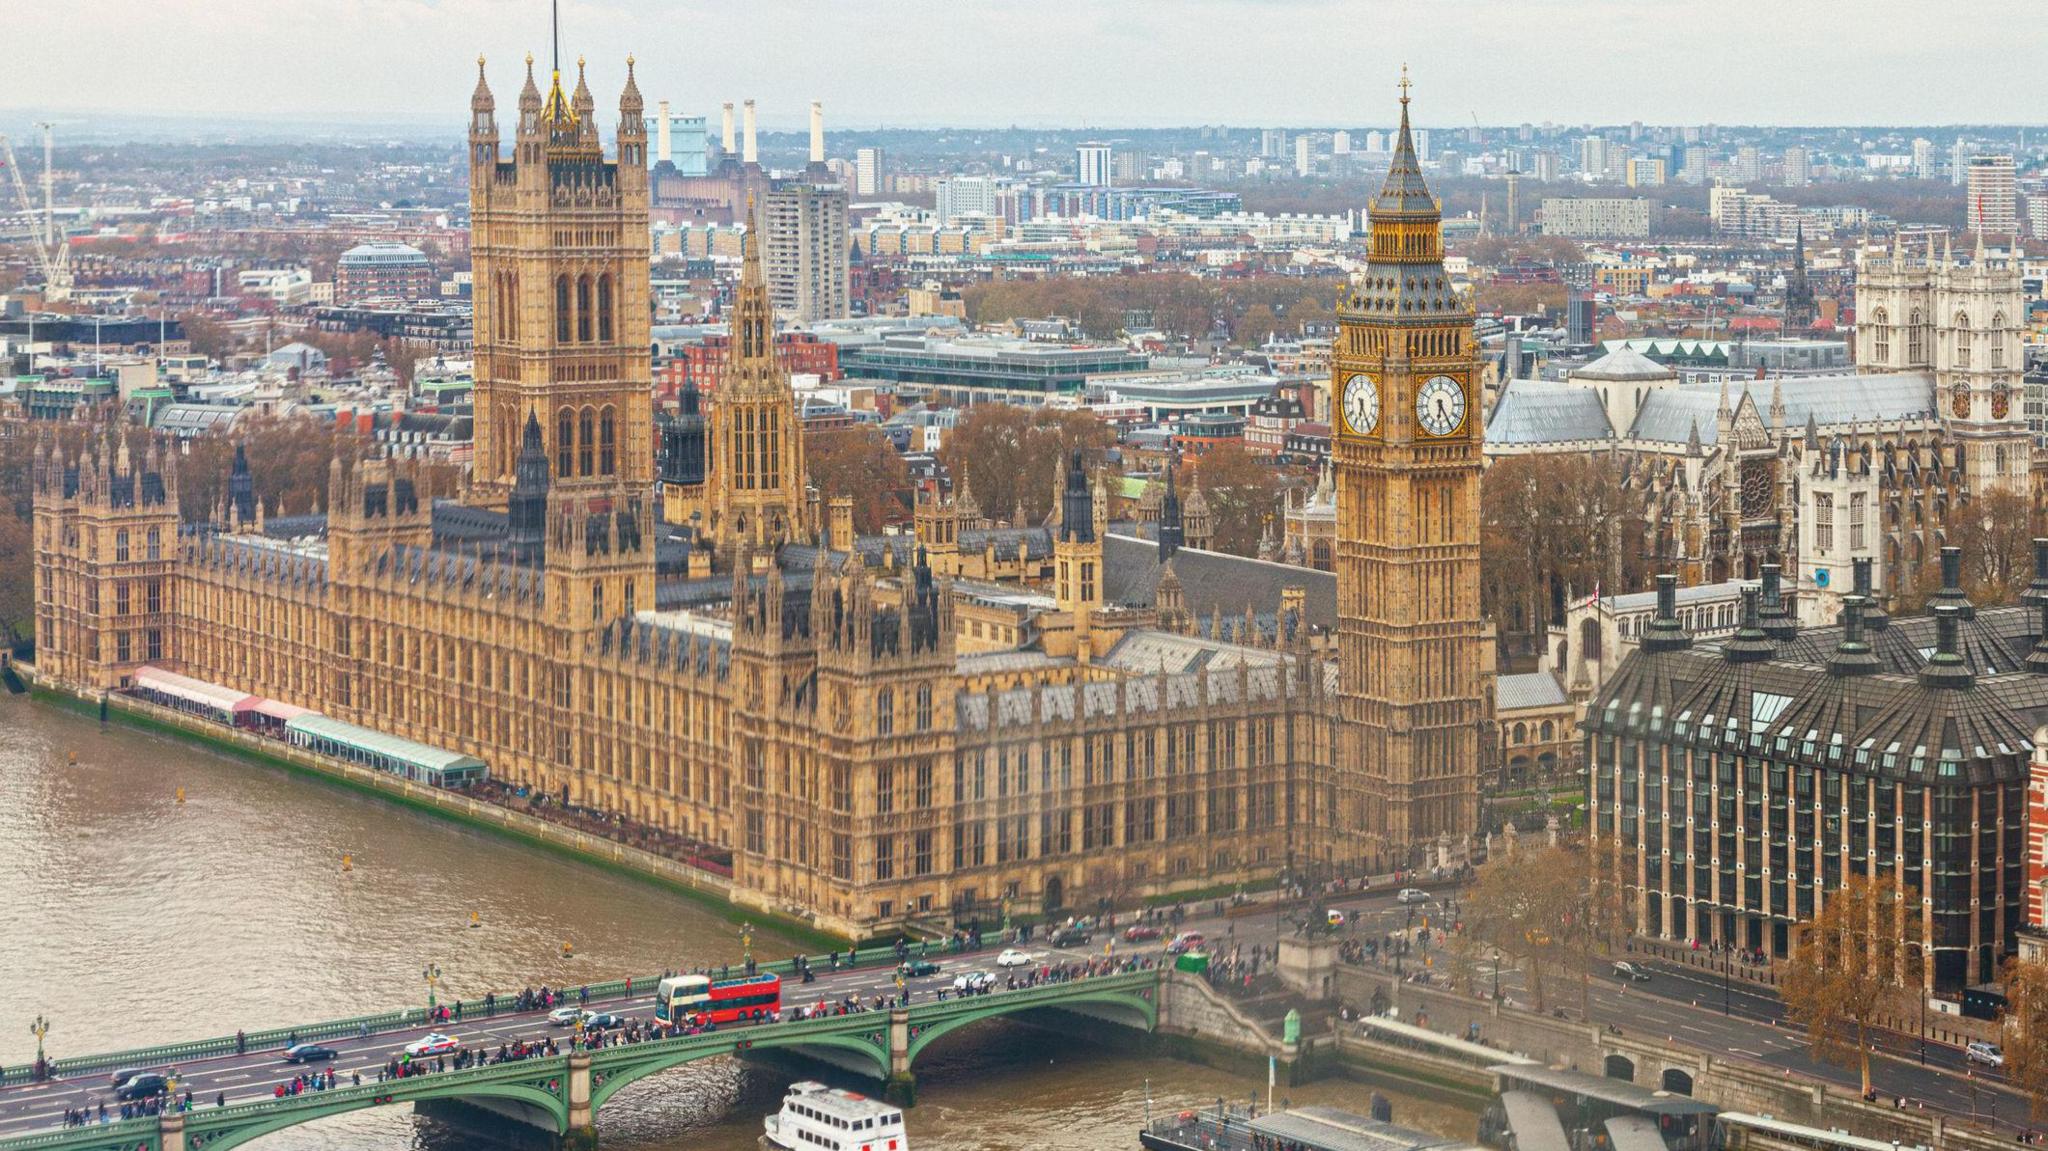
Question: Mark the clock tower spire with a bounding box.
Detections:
[1327,71,1487,870]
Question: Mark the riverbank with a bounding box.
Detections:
[26,678,847,953]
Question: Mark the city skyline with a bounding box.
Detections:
[6,0,2047,132]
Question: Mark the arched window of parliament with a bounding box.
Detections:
[1908,309,1923,363]
[1871,308,1889,363]
[578,407,596,476]
[600,406,616,476]
[597,274,613,343]
[556,408,574,477]
[577,275,594,343]
[555,276,571,344]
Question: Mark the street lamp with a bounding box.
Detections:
[422,964,442,1009]
[1493,949,1501,1002]
[741,923,755,973]
[29,1015,49,1061]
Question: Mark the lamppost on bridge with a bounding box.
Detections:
[29,1014,49,1061]
[423,964,442,1009]
[1492,948,1501,1002]
[741,923,755,974]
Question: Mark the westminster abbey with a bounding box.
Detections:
[30,58,1491,936]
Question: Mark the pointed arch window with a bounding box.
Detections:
[597,274,614,342]
[600,406,616,476]
[1907,308,1923,363]
[576,275,593,342]
[557,408,574,477]
[1955,312,1972,368]
[1871,307,1890,363]
[555,276,571,344]
[579,407,596,476]
[1990,313,2006,368]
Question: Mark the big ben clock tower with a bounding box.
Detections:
[1329,71,1486,870]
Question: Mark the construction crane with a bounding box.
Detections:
[0,123,72,301]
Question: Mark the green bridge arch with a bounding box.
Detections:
[181,1063,570,1151]
[902,977,1158,1066]
[586,1018,890,1114]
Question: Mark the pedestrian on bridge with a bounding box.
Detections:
[215,1094,224,1108]
[235,1030,246,1054]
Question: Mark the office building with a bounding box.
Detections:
[1540,197,1651,238]
[1626,157,1666,188]
[935,176,1001,224]
[1076,142,1114,187]
[335,242,436,304]
[1588,561,2032,992]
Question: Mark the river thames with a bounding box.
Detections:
[0,693,1475,1150]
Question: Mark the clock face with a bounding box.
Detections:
[1341,373,1380,436]
[1415,374,1466,437]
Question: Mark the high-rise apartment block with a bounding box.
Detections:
[1578,136,1607,179]
[1967,155,2018,234]
[1782,146,1811,187]
[854,146,885,196]
[764,182,849,322]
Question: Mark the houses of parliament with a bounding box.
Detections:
[28,53,1491,937]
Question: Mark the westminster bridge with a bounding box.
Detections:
[0,948,1164,1151]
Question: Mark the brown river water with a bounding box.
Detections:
[0,694,1477,1149]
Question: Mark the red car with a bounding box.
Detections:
[1123,925,1163,942]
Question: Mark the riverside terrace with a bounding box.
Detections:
[0,948,1161,1151]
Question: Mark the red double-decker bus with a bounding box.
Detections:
[695,973,780,1024]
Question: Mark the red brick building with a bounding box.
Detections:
[656,331,841,400]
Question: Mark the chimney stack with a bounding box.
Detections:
[2024,538,2048,609]
[1827,597,1882,677]
[721,102,736,156]
[742,98,758,165]
[1918,604,1975,689]
[657,100,673,163]
[1720,587,1776,664]
[1639,573,1693,653]
[1852,556,1890,631]
[1927,545,1977,620]
[809,100,825,165]
[1759,563,1800,641]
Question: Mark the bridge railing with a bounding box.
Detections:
[0,941,960,1086]
[0,1118,158,1151]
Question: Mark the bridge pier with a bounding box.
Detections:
[565,1052,596,1150]
[883,1008,915,1108]
[159,1111,185,1151]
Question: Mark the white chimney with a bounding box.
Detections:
[809,100,824,165]
[657,100,673,164]
[721,102,735,155]
[742,99,758,165]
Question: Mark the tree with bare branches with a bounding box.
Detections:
[1781,875,1911,1095]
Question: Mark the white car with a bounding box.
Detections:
[404,1033,460,1057]
[952,971,995,993]
[996,948,1033,967]
[1967,1041,2004,1068]
[547,1007,583,1026]
[1396,888,1431,904]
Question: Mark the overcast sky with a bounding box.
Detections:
[8,0,2044,132]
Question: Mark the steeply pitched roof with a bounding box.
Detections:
[1627,372,1936,446]
[1104,533,1334,631]
[1572,345,1675,383]
[1498,671,1568,711]
[1487,380,1615,445]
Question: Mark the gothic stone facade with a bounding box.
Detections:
[30,70,1484,937]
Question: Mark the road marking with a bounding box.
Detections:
[1730,1048,1764,1058]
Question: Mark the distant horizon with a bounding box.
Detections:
[5,0,2045,135]
[3,106,2045,146]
